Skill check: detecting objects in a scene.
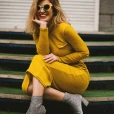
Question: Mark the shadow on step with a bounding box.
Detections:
[0,99,114,114]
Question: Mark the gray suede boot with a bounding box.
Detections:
[63,92,89,114]
[26,96,46,114]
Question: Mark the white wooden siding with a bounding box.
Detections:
[0,0,99,32]
[60,0,99,32]
[0,0,32,31]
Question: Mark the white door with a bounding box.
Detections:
[0,0,99,32]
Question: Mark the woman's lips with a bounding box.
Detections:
[39,14,48,19]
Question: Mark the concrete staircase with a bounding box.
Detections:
[0,32,114,114]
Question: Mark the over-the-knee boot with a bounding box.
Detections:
[63,92,89,114]
[26,96,46,114]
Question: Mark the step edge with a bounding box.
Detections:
[0,74,24,80]
[0,39,34,45]
[0,74,114,81]
[86,97,114,102]
[0,93,114,102]
[0,55,32,61]
[90,77,114,81]
[1,39,114,46]
[0,55,114,62]
[0,93,30,100]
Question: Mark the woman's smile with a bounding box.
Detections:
[39,13,48,19]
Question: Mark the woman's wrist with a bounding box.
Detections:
[40,22,47,28]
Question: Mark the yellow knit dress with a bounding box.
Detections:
[22,23,90,94]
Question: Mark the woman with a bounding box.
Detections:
[22,0,90,114]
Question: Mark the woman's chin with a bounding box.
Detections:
[39,18,48,22]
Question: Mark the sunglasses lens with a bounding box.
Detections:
[37,6,41,11]
[44,4,50,11]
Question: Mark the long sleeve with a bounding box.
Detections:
[33,27,50,55]
[58,25,89,64]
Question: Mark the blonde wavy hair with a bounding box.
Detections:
[25,0,68,35]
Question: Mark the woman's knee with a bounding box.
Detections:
[33,54,43,61]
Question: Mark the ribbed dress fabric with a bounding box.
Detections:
[22,23,90,94]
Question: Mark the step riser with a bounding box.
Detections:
[0,99,74,114]
[80,34,114,41]
[0,99,28,114]
[1,44,114,56]
[0,46,36,55]
[0,60,114,72]
[89,81,114,90]
[1,32,114,41]
[1,78,114,90]
[0,32,32,40]
[0,100,114,114]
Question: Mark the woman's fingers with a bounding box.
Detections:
[33,18,40,24]
[45,57,53,62]
[33,15,40,23]
[48,59,55,64]
[45,58,55,64]
[32,17,47,27]
[43,53,58,63]
[32,14,47,27]
[43,54,52,60]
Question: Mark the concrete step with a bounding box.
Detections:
[0,53,114,63]
[0,68,25,75]
[0,111,24,114]
[1,39,114,55]
[0,54,114,72]
[1,71,114,90]
[1,72,114,90]
[0,39,34,45]
[1,39,114,46]
[0,31,114,41]
[0,87,114,102]
[0,53,33,61]
[0,74,23,80]
[0,73,114,82]
[91,73,114,81]
[0,32,32,40]
[0,39,35,55]
[0,54,114,65]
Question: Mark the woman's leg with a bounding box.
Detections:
[26,77,46,114]
[28,80,64,101]
[27,79,88,114]
[32,76,44,96]
[24,54,89,114]
[44,87,64,101]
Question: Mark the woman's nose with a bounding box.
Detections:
[40,7,45,12]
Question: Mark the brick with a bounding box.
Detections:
[99,15,111,28]
[99,27,114,32]
[112,15,114,25]
[100,0,114,14]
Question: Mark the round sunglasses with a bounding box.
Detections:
[37,3,52,12]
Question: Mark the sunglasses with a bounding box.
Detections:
[37,3,52,12]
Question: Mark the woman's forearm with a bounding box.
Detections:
[35,28,50,55]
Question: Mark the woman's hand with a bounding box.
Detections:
[33,15,47,28]
[43,53,58,64]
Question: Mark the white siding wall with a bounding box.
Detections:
[0,0,99,32]
[0,0,32,31]
[60,0,99,32]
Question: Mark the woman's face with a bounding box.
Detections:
[36,0,53,22]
